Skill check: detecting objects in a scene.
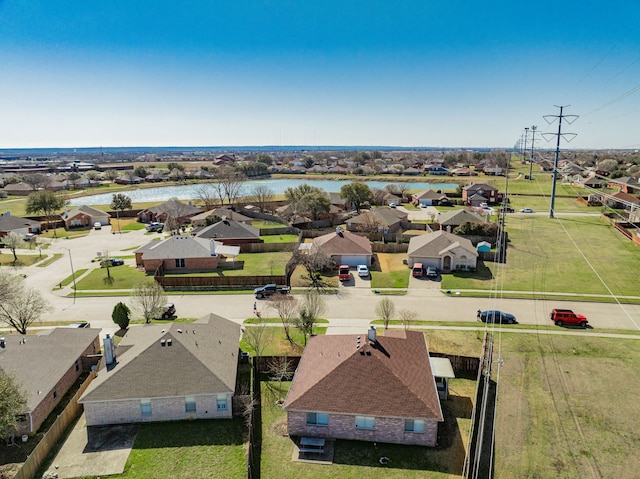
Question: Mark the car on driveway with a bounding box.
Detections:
[357,265,369,278]
[426,266,438,278]
[519,208,534,213]
[146,222,164,232]
[94,222,102,230]
[477,310,517,324]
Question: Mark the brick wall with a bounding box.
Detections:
[287,411,438,447]
[83,392,233,426]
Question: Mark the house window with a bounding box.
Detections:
[175,258,185,268]
[355,416,375,430]
[75,360,80,372]
[306,412,329,426]
[404,419,425,433]
[216,394,227,411]
[141,399,152,416]
[185,396,196,413]
[458,256,468,270]
[53,390,58,400]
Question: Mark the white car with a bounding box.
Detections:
[520,208,534,213]
[94,222,102,230]
[357,265,369,278]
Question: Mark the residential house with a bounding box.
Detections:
[79,315,240,426]
[582,176,607,189]
[427,166,449,176]
[0,213,41,238]
[0,328,101,435]
[462,183,500,205]
[311,228,372,267]
[191,208,253,227]
[411,190,451,207]
[213,154,236,165]
[403,167,421,176]
[438,209,485,230]
[450,167,477,177]
[114,174,144,185]
[135,235,239,273]
[407,230,478,272]
[137,199,203,225]
[193,219,260,245]
[606,191,640,210]
[61,205,111,229]
[2,182,34,196]
[482,166,503,176]
[608,176,640,194]
[346,207,408,234]
[282,327,444,447]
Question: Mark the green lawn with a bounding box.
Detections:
[55,268,88,289]
[240,323,328,356]
[223,252,291,276]
[441,215,640,296]
[260,234,299,244]
[102,419,246,479]
[0,254,46,266]
[252,219,289,229]
[36,253,64,267]
[73,266,148,290]
[40,227,91,239]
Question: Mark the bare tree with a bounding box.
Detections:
[398,308,418,330]
[22,173,49,191]
[104,169,119,181]
[131,281,166,323]
[242,323,273,358]
[289,249,335,291]
[0,274,49,334]
[295,290,326,345]
[215,166,246,205]
[249,185,274,212]
[267,356,294,398]
[0,370,28,440]
[375,297,396,330]
[196,183,220,208]
[3,232,24,263]
[268,294,299,343]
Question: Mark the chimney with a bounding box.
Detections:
[104,334,116,365]
[209,240,217,257]
[368,326,376,343]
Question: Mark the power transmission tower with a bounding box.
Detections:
[521,127,529,162]
[528,126,537,181]
[543,106,578,218]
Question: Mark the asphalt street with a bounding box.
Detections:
[4,224,640,339]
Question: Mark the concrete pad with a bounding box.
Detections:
[47,414,138,479]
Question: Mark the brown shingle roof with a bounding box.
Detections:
[283,330,443,420]
[312,230,372,256]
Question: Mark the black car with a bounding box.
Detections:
[103,257,124,266]
[158,303,177,320]
[477,310,516,324]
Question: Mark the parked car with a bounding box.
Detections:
[357,265,370,278]
[520,208,534,213]
[426,266,438,278]
[498,206,515,213]
[338,265,351,282]
[412,263,424,277]
[158,303,176,320]
[146,222,164,232]
[67,322,91,328]
[388,202,397,208]
[550,309,588,327]
[254,284,291,299]
[94,222,102,230]
[477,310,517,324]
[23,233,37,242]
[103,257,124,266]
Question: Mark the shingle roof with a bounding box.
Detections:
[191,208,252,224]
[463,183,498,191]
[407,230,478,258]
[0,214,41,232]
[144,199,203,217]
[412,189,449,200]
[194,219,260,240]
[62,205,110,220]
[0,328,99,411]
[80,315,240,402]
[438,209,484,226]
[312,229,372,256]
[283,330,443,420]
[135,235,239,259]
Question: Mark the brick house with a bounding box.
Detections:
[61,205,111,229]
[311,228,372,267]
[0,328,101,435]
[407,230,478,272]
[137,199,203,225]
[462,183,500,204]
[192,219,260,245]
[79,314,240,426]
[411,189,451,207]
[283,328,444,447]
[608,176,640,194]
[135,235,240,273]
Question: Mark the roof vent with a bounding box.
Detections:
[161,339,166,346]
[167,339,172,346]
[177,329,182,333]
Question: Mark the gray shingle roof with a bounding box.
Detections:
[0,214,41,232]
[438,209,484,226]
[135,235,239,260]
[80,314,240,403]
[61,205,110,221]
[312,230,372,256]
[407,230,478,258]
[194,219,259,240]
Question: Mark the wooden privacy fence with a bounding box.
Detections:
[430,352,480,376]
[238,242,299,253]
[371,243,409,253]
[155,275,287,290]
[14,371,97,479]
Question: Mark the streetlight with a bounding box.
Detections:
[64,247,77,304]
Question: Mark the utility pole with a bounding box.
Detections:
[522,127,529,164]
[528,126,537,181]
[543,106,578,218]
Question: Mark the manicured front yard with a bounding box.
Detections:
[73,266,148,290]
[371,253,409,289]
[260,234,299,244]
[0,254,46,266]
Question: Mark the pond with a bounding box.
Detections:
[68,178,459,206]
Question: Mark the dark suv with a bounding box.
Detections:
[550,309,588,327]
[158,303,176,320]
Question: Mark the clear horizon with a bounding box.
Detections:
[1,1,639,150]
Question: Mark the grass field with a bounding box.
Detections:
[0,253,46,266]
[73,266,148,290]
[371,253,410,288]
[260,234,299,244]
[240,324,328,356]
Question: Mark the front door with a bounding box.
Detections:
[443,255,451,272]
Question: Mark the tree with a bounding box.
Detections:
[67,172,82,188]
[256,153,273,165]
[268,294,299,343]
[242,323,273,358]
[398,308,418,330]
[3,232,24,263]
[284,184,330,219]
[375,297,396,330]
[215,166,246,205]
[167,162,185,172]
[289,249,335,290]
[295,291,326,345]
[111,193,132,234]
[22,173,49,191]
[134,166,148,178]
[598,158,618,173]
[0,370,28,440]
[249,185,274,213]
[104,169,119,181]
[25,190,67,235]
[0,273,49,334]
[112,301,131,330]
[340,182,374,213]
[196,183,220,208]
[131,281,166,324]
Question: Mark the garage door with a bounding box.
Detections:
[339,255,370,267]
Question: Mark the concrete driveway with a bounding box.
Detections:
[46,414,138,479]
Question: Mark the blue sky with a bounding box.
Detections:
[1,1,639,149]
